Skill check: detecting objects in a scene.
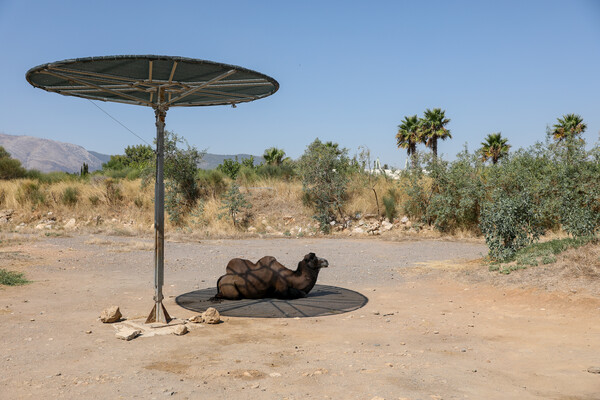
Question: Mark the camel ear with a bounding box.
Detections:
[305,252,316,261]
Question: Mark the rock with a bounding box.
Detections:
[269,372,282,377]
[64,218,76,229]
[0,209,13,224]
[588,366,600,374]
[202,307,221,324]
[188,314,203,323]
[370,397,385,400]
[100,306,122,323]
[352,227,365,234]
[329,221,336,226]
[172,325,188,336]
[265,225,274,233]
[381,221,393,231]
[115,327,140,341]
[400,216,409,224]
[35,223,45,230]
[247,226,257,233]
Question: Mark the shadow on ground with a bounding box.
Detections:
[175,284,368,318]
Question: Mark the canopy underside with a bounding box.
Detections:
[26,55,279,108]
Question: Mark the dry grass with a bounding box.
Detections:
[451,240,600,297]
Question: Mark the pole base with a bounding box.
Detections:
[145,302,172,324]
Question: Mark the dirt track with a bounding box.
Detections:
[1,234,599,399]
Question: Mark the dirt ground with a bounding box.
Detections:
[1,233,599,400]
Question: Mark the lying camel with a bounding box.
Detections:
[212,253,329,300]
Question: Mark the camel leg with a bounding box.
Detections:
[212,275,243,300]
[276,287,306,300]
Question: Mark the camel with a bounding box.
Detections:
[212,253,329,300]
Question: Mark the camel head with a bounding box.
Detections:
[303,252,329,270]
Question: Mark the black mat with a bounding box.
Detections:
[175,284,368,318]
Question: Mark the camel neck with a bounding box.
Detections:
[294,262,320,292]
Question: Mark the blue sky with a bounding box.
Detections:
[1,0,599,167]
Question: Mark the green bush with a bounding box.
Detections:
[237,165,258,185]
[426,150,484,232]
[401,164,429,223]
[62,186,79,206]
[0,158,27,180]
[17,182,45,206]
[382,188,398,222]
[141,131,203,225]
[256,163,296,180]
[480,189,544,261]
[217,157,241,179]
[197,169,227,198]
[218,183,252,227]
[297,139,352,233]
[0,269,29,286]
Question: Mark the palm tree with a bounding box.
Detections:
[480,132,510,164]
[396,115,422,168]
[263,147,286,166]
[420,108,451,157]
[551,114,587,142]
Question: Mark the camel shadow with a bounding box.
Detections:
[175,284,368,318]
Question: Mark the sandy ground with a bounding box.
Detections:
[1,234,599,400]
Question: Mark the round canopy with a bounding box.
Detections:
[26,55,279,108]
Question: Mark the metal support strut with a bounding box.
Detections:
[146,102,171,324]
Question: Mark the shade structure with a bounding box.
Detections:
[27,55,279,323]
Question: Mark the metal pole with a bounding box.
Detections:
[146,101,171,324]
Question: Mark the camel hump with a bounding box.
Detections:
[258,255,277,265]
[225,258,257,275]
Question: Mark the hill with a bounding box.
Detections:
[0,133,263,173]
[0,133,106,173]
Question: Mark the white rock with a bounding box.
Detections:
[188,314,203,323]
[172,325,188,336]
[35,224,45,230]
[100,306,122,323]
[115,327,140,341]
[352,227,365,234]
[247,226,257,233]
[64,218,76,229]
[381,221,393,231]
[202,307,221,324]
[400,216,409,224]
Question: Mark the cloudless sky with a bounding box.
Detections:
[1,0,599,167]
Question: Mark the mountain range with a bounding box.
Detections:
[0,133,262,173]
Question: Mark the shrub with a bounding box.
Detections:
[62,186,79,206]
[104,179,123,204]
[197,169,227,198]
[141,131,204,225]
[426,150,484,232]
[17,182,45,206]
[134,196,144,208]
[89,195,100,206]
[0,158,27,180]
[401,162,429,223]
[237,165,258,185]
[256,163,296,180]
[480,189,544,261]
[217,157,241,179]
[0,269,29,286]
[218,183,252,227]
[297,139,352,233]
[382,188,398,222]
